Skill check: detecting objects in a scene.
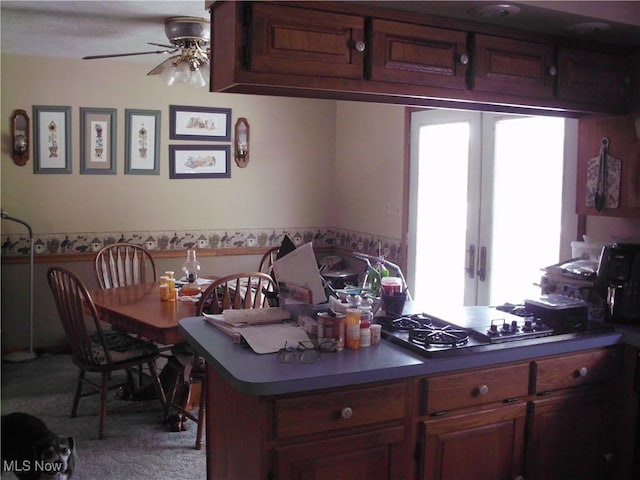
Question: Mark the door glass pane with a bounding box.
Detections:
[489,116,565,304]
[414,122,470,309]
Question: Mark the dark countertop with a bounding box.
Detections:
[179,315,638,397]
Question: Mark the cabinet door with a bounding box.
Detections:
[421,403,526,480]
[275,426,404,480]
[248,3,365,79]
[473,34,555,99]
[527,388,616,480]
[370,19,469,90]
[557,47,630,111]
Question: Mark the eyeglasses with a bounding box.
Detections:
[277,339,338,364]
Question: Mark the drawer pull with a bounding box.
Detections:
[354,41,366,53]
[576,366,589,378]
[478,384,489,396]
[341,407,353,419]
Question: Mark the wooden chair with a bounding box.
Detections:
[94,243,157,289]
[165,272,277,449]
[47,266,166,440]
[94,242,164,382]
[258,246,280,275]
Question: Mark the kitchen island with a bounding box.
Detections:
[179,316,639,480]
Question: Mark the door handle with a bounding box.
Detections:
[477,246,487,281]
[465,244,475,279]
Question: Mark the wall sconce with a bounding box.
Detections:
[234,117,250,168]
[11,109,30,166]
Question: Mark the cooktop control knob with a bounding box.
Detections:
[523,318,533,331]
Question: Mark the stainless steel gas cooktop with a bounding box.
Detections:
[376,306,614,358]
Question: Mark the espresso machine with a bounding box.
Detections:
[596,243,640,324]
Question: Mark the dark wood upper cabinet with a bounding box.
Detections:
[557,47,631,110]
[369,19,469,90]
[211,1,635,115]
[248,3,365,79]
[472,34,556,100]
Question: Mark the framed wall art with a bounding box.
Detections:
[169,145,231,179]
[169,105,231,141]
[125,109,161,175]
[33,105,72,174]
[80,107,117,175]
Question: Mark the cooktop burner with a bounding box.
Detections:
[408,325,469,347]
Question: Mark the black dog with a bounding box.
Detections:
[1,412,75,480]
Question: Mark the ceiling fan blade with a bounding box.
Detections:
[82,49,176,60]
[148,42,176,49]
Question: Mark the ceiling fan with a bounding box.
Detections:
[83,17,211,88]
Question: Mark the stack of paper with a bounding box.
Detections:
[272,242,327,304]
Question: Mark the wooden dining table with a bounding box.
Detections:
[89,282,200,346]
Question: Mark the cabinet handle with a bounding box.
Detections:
[548,66,558,76]
[477,246,487,282]
[577,366,588,377]
[604,453,614,463]
[466,244,476,279]
[341,407,353,419]
[459,53,470,65]
[478,384,489,396]
[515,476,525,480]
[354,40,366,53]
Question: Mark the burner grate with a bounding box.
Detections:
[409,325,469,347]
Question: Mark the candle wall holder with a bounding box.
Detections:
[234,117,250,168]
[11,109,30,166]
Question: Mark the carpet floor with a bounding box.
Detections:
[1,353,206,479]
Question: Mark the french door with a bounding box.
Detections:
[407,109,569,310]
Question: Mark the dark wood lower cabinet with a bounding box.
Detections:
[203,346,635,480]
[527,388,616,480]
[420,403,527,480]
[275,426,405,480]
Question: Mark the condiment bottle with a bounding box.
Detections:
[159,275,170,302]
[359,321,371,347]
[358,305,372,347]
[345,308,361,350]
[181,249,201,296]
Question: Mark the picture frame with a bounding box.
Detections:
[169,145,231,179]
[33,106,72,174]
[125,109,161,175]
[169,105,231,141]
[80,107,117,175]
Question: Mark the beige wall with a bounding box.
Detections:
[335,102,405,239]
[0,54,339,234]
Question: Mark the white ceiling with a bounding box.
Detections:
[1,1,639,67]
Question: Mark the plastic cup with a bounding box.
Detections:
[382,292,407,316]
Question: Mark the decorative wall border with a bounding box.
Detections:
[1,227,402,262]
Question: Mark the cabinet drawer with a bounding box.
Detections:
[424,363,529,415]
[274,382,407,439]
[533,347,622,393]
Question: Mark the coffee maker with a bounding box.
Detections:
[596,243,640,324]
